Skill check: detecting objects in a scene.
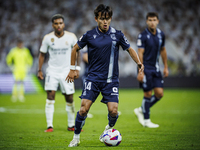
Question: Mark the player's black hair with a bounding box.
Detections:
[94,4,113,19]
[17,39,23,43]
[146,12,159,20]
[51,14,64,23]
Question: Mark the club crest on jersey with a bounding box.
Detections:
[51,38,54,42]
[110,34,116,40]
[65,41,68,45]
[93,34,97,39]
[147,35,150,39]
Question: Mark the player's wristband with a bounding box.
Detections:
[76,66,81,71]
[70,65,76,70]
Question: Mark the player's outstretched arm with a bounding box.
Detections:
[127,47,144,73]
[160,47,169,77]
[66,43,81,83]
[37,52,45,80]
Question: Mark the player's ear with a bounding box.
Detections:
[95,17,98,22]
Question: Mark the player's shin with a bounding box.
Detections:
[66,102,75,128]
[108,113,119,128]
[45,99,55,128]
[150,95,160,107]
[74,111,86,134]
[141,97,151,119]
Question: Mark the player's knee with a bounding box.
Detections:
[47,91,55,100]
[109,109,118,117]
[155,92,163,99]
[65,95,73,103]
[79,107,88,116]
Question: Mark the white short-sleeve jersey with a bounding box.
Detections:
[40,31,77,73]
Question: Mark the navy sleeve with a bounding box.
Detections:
[77,32,88,49]
[119,31,130,50]
[137,33,145,49]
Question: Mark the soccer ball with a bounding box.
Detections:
[102,129,122,146]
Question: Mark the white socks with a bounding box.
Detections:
[45,99,55,128]
[66,102,75,127]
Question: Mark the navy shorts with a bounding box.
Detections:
[80,80,119,104]
[140,67,164,92]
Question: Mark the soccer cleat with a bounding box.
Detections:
[143,119,159,128]
[68,126,83,132]
[134,107,144,126]
[44,127,53,132]
[99,125,113,143]
[68,138,80,147]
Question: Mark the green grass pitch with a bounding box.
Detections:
[0,88,200,149]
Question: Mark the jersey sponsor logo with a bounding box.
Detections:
[110,34,116,40]
[137,39,142,46]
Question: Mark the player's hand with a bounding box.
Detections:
[74,70,80,79]
[163,67,169,78]
[137,72,144,83]
[37,70,44,80]
[65,70,77,83]
[138,63,144,74]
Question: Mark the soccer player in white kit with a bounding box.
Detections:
[37,14,80,132]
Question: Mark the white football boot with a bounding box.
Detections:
[68,138,80,147]
[134,107,144,126]
[99,125,112,143]
[143,119,159,128]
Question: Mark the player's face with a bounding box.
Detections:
[146,16,159,31]
[17,42,23,49]
[52,18,65,35]
[95,12,112,33]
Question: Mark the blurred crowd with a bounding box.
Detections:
[0,0,199,77]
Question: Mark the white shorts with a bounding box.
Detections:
[44,71,75,95]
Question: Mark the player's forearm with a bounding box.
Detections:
[38,52,45,71]
[161,48,168,68]
[71,43,80,66]
[76,51,81,66]
[127,47,142,64]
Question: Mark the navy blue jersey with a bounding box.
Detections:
[137,28,165,71]
[77,26,130,83]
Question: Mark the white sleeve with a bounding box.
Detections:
[72,33,78,48]
[40,35,49,53]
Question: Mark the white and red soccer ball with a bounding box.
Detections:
[102,129,122,146]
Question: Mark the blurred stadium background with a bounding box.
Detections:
[0,0,199,94]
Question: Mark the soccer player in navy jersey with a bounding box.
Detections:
[66,4,144,147]
[134,12,169,128]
